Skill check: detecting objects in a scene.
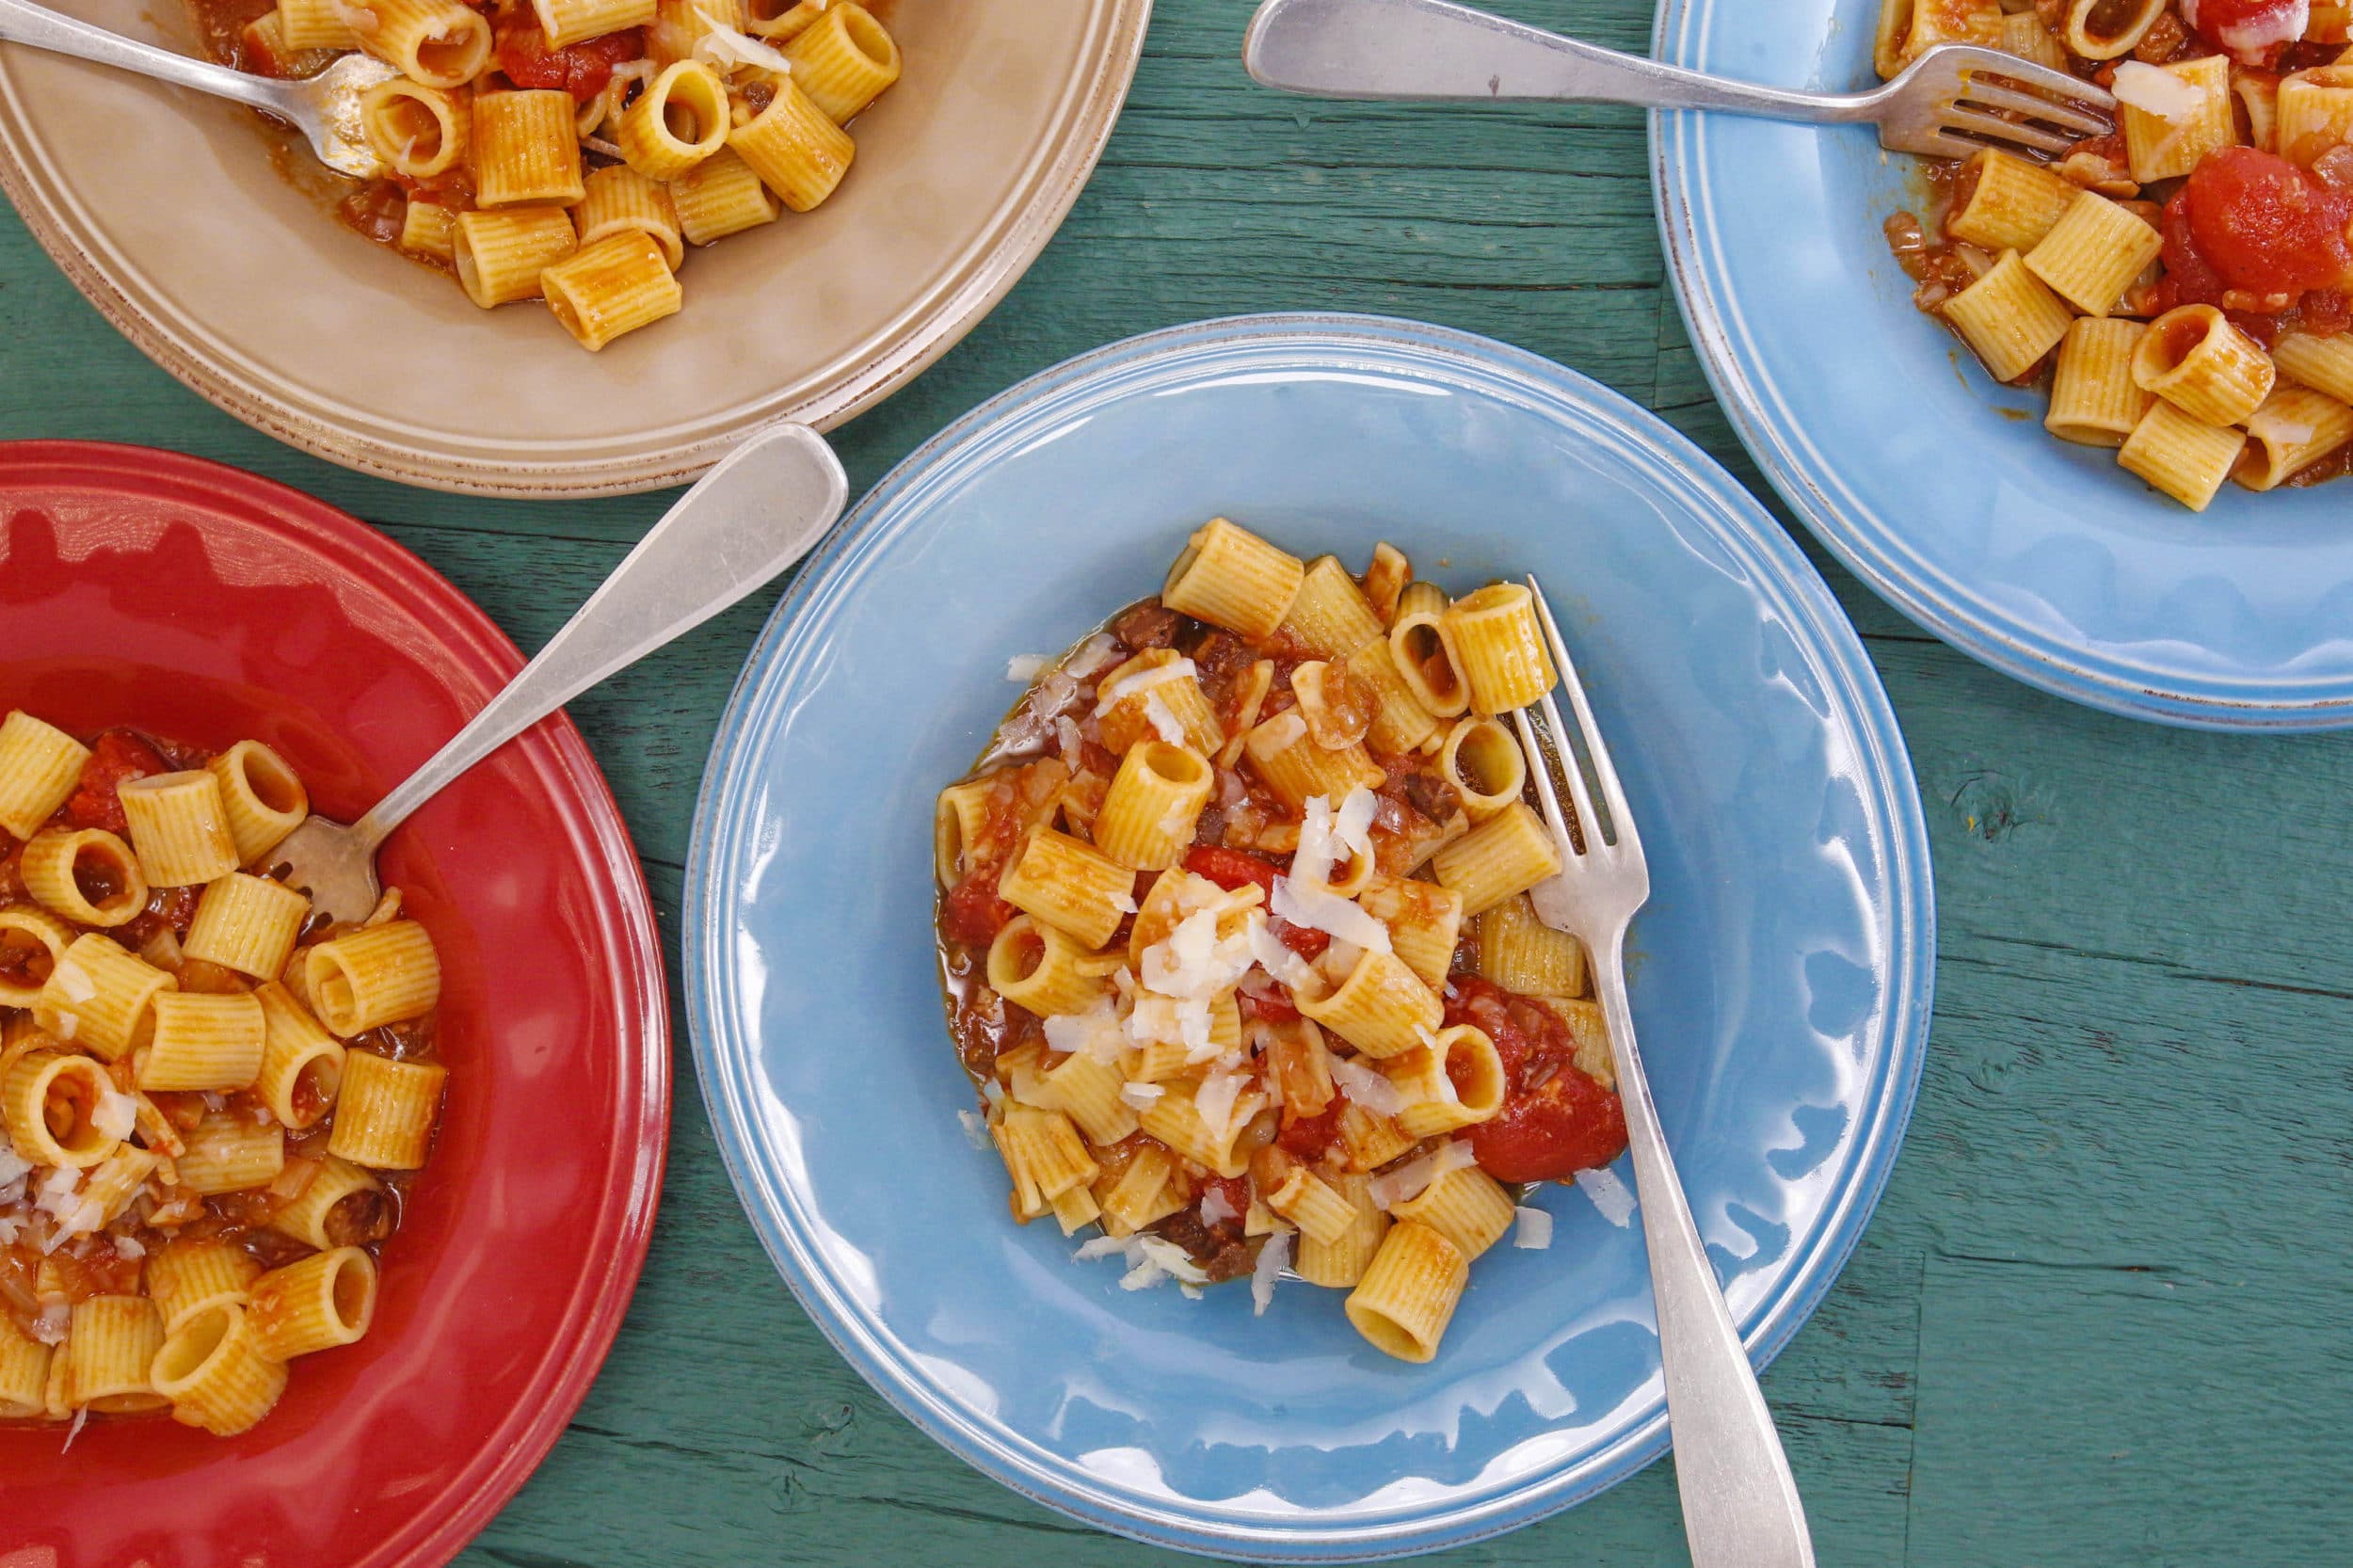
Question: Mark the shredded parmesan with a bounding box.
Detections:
[1141,691,1186,744]
[1245,923,1319,991]
[1044,998,1126,1064]
[93,1092,136,1143]
[1199,1184,1239,1226]
[32,1303,69,1345]
[1577,1166,1636,1227]
[1005,653,1049,682]
[1119,1081,1164,1109]
[1513,1206,1554,1249]
[584,135,625,160]
[1251,1226,1291,1316]
[1333,787,1377,858]
[1369,1140,1479,1209]
[1327,1051,1409,1117]
[1095,657,1199,715]
[1272,875,1392,953]
[691,8,797,72]
[2109,61,2205,120]
[1193,1065,1250,1138]
[0,1147,28,1187]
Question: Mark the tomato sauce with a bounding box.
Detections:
[1,721,439,1383]
[1447,978,1628,1184]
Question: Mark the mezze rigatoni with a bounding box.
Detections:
[0,714,447,1436]
[935,520,1630,1364]
[196,0,904,351]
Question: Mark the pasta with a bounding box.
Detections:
[934,526,1632,1361]
[0,716,448,1437]
[1881,4,2353,504]
[189,0,907,352]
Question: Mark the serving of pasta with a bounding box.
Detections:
[1880,0,2353,507]
[933,520,1630,1365]
[194,0,903,351]
[0,712,447,1437]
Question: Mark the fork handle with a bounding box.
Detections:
[1245,0,1875,120]
[0,0,289,116]
[1593,932,1817,1568]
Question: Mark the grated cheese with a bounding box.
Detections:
[1251,1227,1291,1316]
[1006,653,1048,682]
[1327,1052,1409,1117]
[692,8,797,72]
[1141,691,1187,745]
[1513,1206,1554,1249]
[93,1091,136,1143]
[1271,875,1392,953]
[2110,61,2205,120]
[1119,1081,1165,1109]
[956,1109,990,1150]
[1369,1139,1479,1209]
[1095,657,1199,716]
[1577,1166,1636,1227]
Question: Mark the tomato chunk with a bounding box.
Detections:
[2184,147,2353,296]
[1180,845,1330,957]
[2182,0,2309,65]
[494,21,644,101]
[63,729,168,833]
[1446,976,1628,1182]
[1276,1100,1345,1160]
[939,874,1014,947]
[1468,1065,1628,1183]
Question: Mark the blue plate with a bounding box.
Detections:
[684,314,1933,1560]
[1655,0,2353,729]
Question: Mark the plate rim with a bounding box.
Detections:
[0,438,673,1568]
[681,312,1936,1560]
[0,1,1152,499]
[1650,0,2353,731]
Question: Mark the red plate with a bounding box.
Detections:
[0,441,668,1568]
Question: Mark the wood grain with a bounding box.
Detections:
[4,0,2349,1560]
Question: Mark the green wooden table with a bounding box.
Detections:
[7,1,2348,1560]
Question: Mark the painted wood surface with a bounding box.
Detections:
[3,0,2347,1561]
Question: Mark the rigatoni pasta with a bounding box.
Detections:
[178,0,905,352]
[0,715,448,1437]
[934,526,1631,1361]
[1882,5,2353,505]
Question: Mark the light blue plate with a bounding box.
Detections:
[1655,0,2353,730]
[684,314,1932,1560]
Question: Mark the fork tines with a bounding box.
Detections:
[1509,574,1640,865]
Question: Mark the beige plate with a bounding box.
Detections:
[0,0,1150,495]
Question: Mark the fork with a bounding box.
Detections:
[1509,576,1815,1568]
[269,424,850,927]
[1245,0,2112,160]
[0,0,396,176]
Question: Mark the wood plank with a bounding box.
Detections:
[1909,1254,2351,1563]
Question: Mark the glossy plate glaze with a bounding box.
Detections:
[0,0,1148,496]
[0,442,667,1568]
[1655,0,2353,729]
[686,315,1933,1560]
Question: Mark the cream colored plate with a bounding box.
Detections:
[0,0,1150,495]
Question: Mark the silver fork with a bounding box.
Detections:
[1509,575,1815,1568]
[269,425,851,926]
[0,0,396,176]
[1246,0,2112,160]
